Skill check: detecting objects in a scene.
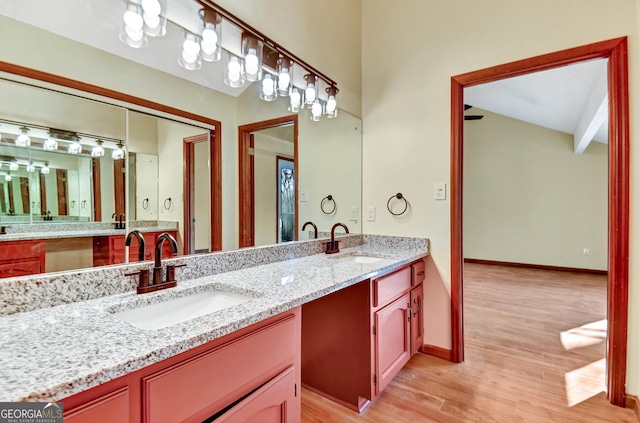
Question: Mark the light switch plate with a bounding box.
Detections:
[366,206,375,221]
[434,183,446,200]
[300,188,308,202]
[349,207,358,221]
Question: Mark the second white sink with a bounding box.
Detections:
[112,290,254,330]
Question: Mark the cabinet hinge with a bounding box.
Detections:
[248,147,255,156]
[295,383,297,397]
[373,375,377,384]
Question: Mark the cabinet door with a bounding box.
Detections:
[374,293,411,395]
[64,387,129,423]
[410,284,424,355]
[214,366,296,423]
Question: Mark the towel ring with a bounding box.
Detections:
[321,195,336,214]
[387,193,408,216]
[164,197,172,210]
[71,200,76,210]
[142,198,149,210]
[81,200,87,209]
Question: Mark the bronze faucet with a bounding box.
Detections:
[325,223,349,254]
[125,230,146,261]
[112,212,124,229]
[153,233,179,285]
[302,221,318,239]
[126,232,184,294]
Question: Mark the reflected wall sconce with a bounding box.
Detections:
[26,162,35,173]
[310,98,323,122]
[15,126,30,147]
[112,142,125,160]
[41,162,50,175]
[9,161,18,171]
[118,0,338,121]
[4,173,11,182]
[91,139,105,157]
[43,133,58,151]
[68,138,82,154]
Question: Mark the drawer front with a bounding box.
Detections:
[373,266,412,307]
[0,259,42,277]
[0,240,44,261]
[412,260,425,286]
[143,314,297,423]
[64,387,129,423]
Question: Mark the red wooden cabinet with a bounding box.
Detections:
[62,307,301,423]
[93,231,177,266]
[0,239,45,278]
[301,259,426,412]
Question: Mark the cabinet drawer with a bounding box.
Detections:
[0,258,42,277]
[64,387,129,423]
[373,266,412,307]
[143,314,297,423]
[412,260,425,286]
[0,240,44,261]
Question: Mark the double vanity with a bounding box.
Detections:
[0,234,428,422]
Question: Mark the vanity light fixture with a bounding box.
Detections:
[241,35,263,82]
[91,139,105,157]
[224,53,244,88]
[178,32,202,70]
[325,86,339,118]
[41,162,50,175]
[120,1,148,48]
[4,173,11,182]
[68,138,82,155]
[43,133,58,151]
[15,126,31,147]
[199,9,221,62]
[289,87,302,112]
[259,73,278,101]
[9,161,18,171]
[276,56,293,96]
[304,74,318,106]
[310,98,323,122]
[141,0,166,37]
[112,142,125,160]
[26,162,35,173]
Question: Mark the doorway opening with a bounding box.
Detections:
[238,115,298,248]
[450,37,629,406]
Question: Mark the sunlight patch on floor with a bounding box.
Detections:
[560,319,606,351]
[564,358,606,407]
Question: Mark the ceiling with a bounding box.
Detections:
[465,58,609,152]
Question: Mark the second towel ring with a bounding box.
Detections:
[142,198,149,210]
[387,193,409,216]
[164,197,172,210]
[321,195,336,214]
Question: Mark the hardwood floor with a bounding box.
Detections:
[301,263,635,422]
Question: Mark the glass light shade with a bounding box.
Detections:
[41,163,50,175]
[178,33,202,70]
[276,57,293,96]
[311,99,323,122]
[224,54,245,88]
[43,135,58,151]
[141,0,166,37]
[91,140,105,157]
[325,86,339,118]
[260,73,278,101]
[9,161,18,171]
[120,2,148,48]
[4,174,11,182]
[289,87,301,112]
[26,163,35,173]
[68,140,82,154]
[304,74,318,105]
[199,9,221,62]
[112,143,125,160]
[15,127,30,147]
[241,36,263,82]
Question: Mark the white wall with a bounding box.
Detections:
[362,0,640,393]
[463,109,607,270]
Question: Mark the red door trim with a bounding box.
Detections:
[450,37,629,407]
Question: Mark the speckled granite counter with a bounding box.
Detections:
[0,235,427,402]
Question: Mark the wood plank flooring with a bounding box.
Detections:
[301,263,634,422]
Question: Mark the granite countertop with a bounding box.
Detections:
[0,242,427,402]
[0,226,177,242]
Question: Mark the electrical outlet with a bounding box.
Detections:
[350,207,358,221]
[434,183,446,200]
[366,206,375,222]
[583,248,590,256]
[300,188,308,202]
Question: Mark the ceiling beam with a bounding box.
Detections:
[574,67,608,154]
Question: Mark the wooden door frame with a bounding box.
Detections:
[450,37,629,406]
[183,130,222,254]
[238,115,298,248]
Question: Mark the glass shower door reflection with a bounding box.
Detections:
[277,157,294,243]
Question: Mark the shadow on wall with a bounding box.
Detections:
[423,254,452,350]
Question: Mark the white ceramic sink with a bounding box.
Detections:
[112,290,253,330]
[351,255,385,264]
[329,252,389,263]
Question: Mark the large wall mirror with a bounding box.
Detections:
[0,8,362,280]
